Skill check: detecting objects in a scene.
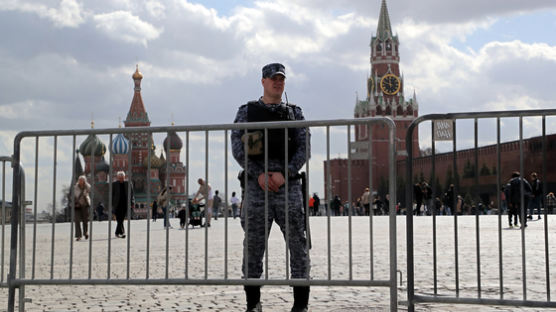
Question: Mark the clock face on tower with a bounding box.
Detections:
[380,74,401,95]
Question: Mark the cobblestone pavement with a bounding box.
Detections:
[0,215,555,311]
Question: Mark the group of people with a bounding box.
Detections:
[327,189,390,217]
[406,171,552,230]
[148,178,243,229]
[72,171,133,241]
[503,171,547,228]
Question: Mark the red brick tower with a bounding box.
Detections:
[326,0,419,202]
[124,65,151,197]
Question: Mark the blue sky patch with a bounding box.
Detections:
[451,10,556,52]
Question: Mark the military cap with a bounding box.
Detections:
[262,63,286,78]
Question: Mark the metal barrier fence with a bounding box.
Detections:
[1,156,13,289]
[7,117,397,311]
[405,109,556,311]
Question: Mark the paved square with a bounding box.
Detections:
[0,215,554,311]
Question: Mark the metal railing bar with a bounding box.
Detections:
[326,125,331,281]
[146,134,151,279]
[474,118,481,299]
[204,130,209,280]
[224,129,229,280]
[284,127,290,280]
[542,116,550,301]
[50,136,57,280]
[69,137,75,280]
[519,116,526,300]
[431,121,438,295]
[413,295,556,308]
[264,128,269,281]
[32,137,39,280]
[496,118,503,299]
[107,133,113,279]
[185,131,189,279]
[347,125,353,280]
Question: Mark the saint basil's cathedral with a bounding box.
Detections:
[75,66,186,218]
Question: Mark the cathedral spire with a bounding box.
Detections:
[125,64,151,127]
[376,0,393,41]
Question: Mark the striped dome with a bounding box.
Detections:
[112,133,129,154]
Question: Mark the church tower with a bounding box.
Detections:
[353,0,420,178]
[124,65,151,196]
[326,0,420,201]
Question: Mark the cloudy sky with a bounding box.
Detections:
[1,0,556,210]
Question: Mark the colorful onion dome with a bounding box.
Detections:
[79,134,106,157]
[95,157,110,173]
[112,133,129,154]
[143,148,164,169]
[163,131,183,151]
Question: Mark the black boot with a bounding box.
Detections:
[291,286,309,312]
[244,286,262,312]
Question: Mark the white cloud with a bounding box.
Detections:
[145,0,165,19]
[0,0,85,27]
[93,10,162,46]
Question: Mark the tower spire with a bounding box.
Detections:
[376,0,393,41]
[125,65,150,127]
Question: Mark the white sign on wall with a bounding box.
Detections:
[433,120,453,141]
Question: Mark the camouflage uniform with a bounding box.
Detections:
[231,99,311,279]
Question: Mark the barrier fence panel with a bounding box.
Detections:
[7,117,397,311]
[405,109,556,311]
[0,156,14,289]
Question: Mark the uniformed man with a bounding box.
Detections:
[231,63,311,312]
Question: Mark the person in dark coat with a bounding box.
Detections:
[96,202,105,221]
[112,171,134,238]
[312,193,320,216]
[413,183,423,215]
[151,200,158,222]
[528,172,543,220]
[505,171,531,228]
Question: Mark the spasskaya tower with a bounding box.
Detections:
[325,0,419,201]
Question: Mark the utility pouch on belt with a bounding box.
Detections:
[241,131,264,156]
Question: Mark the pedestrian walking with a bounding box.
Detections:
[213,190,222,220]
[73,175,90,241]
[157,186,172,228]
[361,187,370,216]
[383,194,390,215]
[443,184,454,216]
[331,195,342,216]
[112,171,134,238]
[413,183,423,216]
[177,205,187,229]
[231,62,310,312]
[230,191,240,219]
[193,178,213,227]
[96,202,105,221]
[505,171,531,228]
[312,193,320,216]
[546,192,556,214]
[151,199,158,222]
[528,172,543,219]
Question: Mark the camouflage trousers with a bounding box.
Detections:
[240,179,310,279]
